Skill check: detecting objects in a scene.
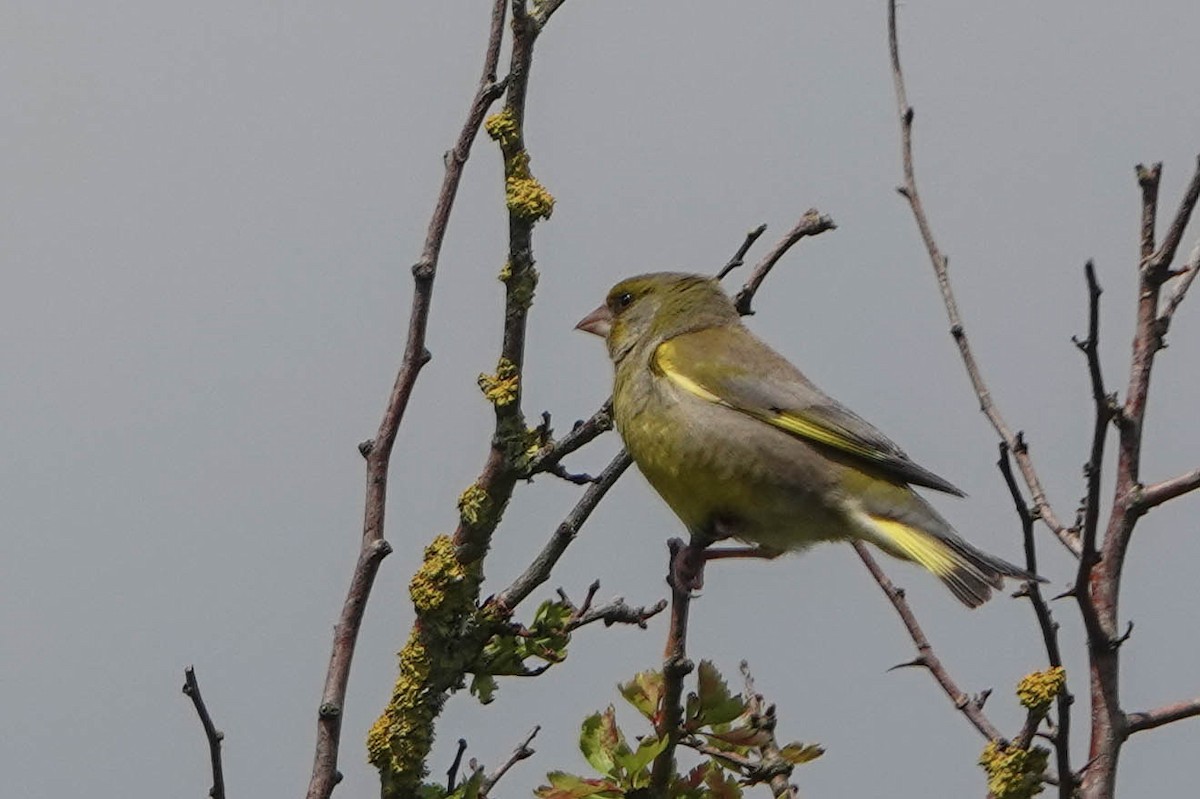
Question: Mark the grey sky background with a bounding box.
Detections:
[3,2,1199,797]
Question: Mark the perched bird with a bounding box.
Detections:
[576,272,1032,608]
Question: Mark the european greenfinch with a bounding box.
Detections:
[576,272,1031,607]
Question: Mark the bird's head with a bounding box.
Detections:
[576,272,740,363]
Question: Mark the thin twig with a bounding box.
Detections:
[1147,156,1200,273]
[523,402,614,479]
[480,726,540,797]
[999,446,1073,798]
[182,666,227,799]
[886,0,1078,557]
[1071,262,1111,650]
[493,450,633,611]
[742,662,800,799]
[1160,241,1200,325]
[732,210,836,315]
[567,596,668,631]
[716,223,768,280]
[853,542,1002,741]
[306,6,509,798]
[1125,697,1200,735]
[446,738,468,793]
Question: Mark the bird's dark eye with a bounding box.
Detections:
[614,291,634,309]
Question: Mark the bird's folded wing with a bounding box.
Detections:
[653,326,964,496]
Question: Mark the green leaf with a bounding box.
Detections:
[580,710,619,772]
[533,598,573,628]
[447,768,484,799]
[469,673,498,704]
[704,727,772,749]
[619,671,665,720]
[779,742,824,765]
[535,771,622,799]
[416,784,448,799]
[692,660,745,728]
[704,766,744,799]
[620,734,669,785]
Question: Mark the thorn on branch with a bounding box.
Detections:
[1110,620,1134,650]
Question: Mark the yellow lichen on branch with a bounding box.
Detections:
[505,175,555,221]
[1016,666,1066,715]
[478,358,520,407]
[979,741,1049,799]
[368,536,484,798]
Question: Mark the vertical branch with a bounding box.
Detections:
[1083,157,1200,799]
[649,540,696,797]
[885,0,1078,557]
[998,446,1073,798]
[305,4,509,799]
[183,666,227,799]
[368,2,576,796]
[452,0,564,563]
[1072,262,1111,653]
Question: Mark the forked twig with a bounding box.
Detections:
[886,0,1078,557]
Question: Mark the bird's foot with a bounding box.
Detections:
[667,537,708,593]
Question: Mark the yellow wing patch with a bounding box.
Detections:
[653,342,727,405]
[763,410,878,460]
[654,340,879,461]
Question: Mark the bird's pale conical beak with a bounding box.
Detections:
[575,304,613,338]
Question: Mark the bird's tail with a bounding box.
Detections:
[859,514,1036,608]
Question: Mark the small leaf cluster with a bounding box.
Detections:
[536,661,822,798]
[470,599,573,704]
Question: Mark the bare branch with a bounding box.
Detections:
[716,223,768,280]
[886,0,1078,557]
[566,595,668,631]
[853,542,1002,741]
[1082,157,1200,799]
[182,666,227,799]
[1148,155,1200,273]
[1073,261,1112,564]
[480,726,540,798]
[1160,241,1200,325]
[1134,468,1200,512]
[1126,697,1200,735]
[306,6,510,797]
[494,450,633,610]
[446,738,468,793]
[999,446,1074,797]
[1137,163,1162,265]
[650,539,698,796]
[523,402,614,479]
[732,210,837,315]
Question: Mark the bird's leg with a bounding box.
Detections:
[668,519,779,593]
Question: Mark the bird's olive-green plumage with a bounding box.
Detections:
[578,272,1032,607]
